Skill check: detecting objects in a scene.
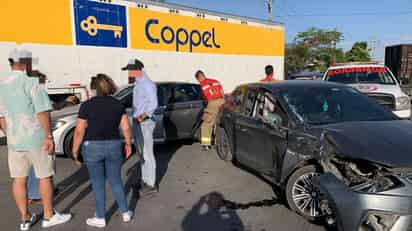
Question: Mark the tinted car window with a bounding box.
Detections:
[158,84,172,106]
[115,87,133,108]
[115,85,169,108]
[172,84,202,103]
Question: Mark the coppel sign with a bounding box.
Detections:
[130,7,285,56]
[145,19,221,52]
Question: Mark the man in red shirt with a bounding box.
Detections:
[195,70,225,151]
[260,65,275,82]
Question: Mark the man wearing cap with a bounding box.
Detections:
[122,59,158,195]
[0,49,71,230]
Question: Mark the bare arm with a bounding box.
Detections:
[0,117,6,134]
[37,111,54,154]
[120,115,133,158]
[72,119,87,161]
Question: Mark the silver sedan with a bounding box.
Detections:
[52,82,204,157]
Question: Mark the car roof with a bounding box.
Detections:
[123,81,199,87]
[118,81,199,91]
[247,80,347,93]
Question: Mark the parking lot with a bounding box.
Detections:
[0,139,324,231]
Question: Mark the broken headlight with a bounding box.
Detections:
[321,156,403,193]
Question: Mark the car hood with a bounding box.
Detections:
[51,105,80,119]
[349,83,405,97]
[315,120,412,168]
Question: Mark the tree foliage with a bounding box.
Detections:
[286,28,371,75]
[345,42,371,62]
[295,27,343,48]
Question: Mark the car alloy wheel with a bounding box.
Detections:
[292,172,322,218]
[216,127,233,162]
[286,165,324,221]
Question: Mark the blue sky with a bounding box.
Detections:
[167,0,412,61]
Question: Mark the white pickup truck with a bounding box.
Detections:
[323,63,411,119]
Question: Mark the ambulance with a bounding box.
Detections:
[0,0,285,97]
[323,62,411,119]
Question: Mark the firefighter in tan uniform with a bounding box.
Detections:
[195,70,225,151]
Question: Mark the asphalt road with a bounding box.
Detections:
[0,140,325,231]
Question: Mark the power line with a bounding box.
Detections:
[275,10,412,17]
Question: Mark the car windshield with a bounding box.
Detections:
[325,67,396,85]
[281,86,397,125]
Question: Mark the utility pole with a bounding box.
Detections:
[370,35,377,61]
[266,0,273,21]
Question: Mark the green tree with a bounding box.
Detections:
[345,42,371,62]
[295,27,343,48]
[286,27,344,74]
[285,43,310,74]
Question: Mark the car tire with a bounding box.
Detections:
[63,130,74,159]
[216,126,233,162]
[286,165,322,221]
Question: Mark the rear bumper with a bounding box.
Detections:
[393,109,411,119]
[318,173,412,231]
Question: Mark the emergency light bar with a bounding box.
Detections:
[333,61,380,66]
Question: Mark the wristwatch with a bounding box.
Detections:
[46,134,54,140]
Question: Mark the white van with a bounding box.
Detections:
[323,63,411,119]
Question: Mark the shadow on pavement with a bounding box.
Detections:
[234,162,285,203]
[54,166,91,212]
[106,142,183,222]
[181,192,246,231]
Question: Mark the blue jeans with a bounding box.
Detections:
[133,120,156,187]
[83,140,129,219]
[28,167,40,200]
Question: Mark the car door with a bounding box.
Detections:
[163,83,204,140]
[234,88,288,174]
[119,85,167,143]
[234,87,260,168]
[251,91,288,174]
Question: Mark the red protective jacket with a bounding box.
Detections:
[260,75,275,83]
[200,78,224,102]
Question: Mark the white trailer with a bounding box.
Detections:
[0,0,284,95]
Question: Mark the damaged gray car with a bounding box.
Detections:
[216,81,412,230]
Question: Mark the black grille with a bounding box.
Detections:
[367,93,395,110]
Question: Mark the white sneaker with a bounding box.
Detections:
[122,211,133,223]
[20,214,37,231]
[41,212,72,228]
[86,217,106,228]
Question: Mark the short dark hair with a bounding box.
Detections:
[8,58,14,66]
[94,74,117,96]
[90,76,98,90]
[265,65,274,76]
[195,70,205,79]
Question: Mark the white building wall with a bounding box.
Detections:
[0,43,284,93]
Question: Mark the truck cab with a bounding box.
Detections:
[323,63,411,119]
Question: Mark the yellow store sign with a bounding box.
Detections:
[129,8,284,56]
